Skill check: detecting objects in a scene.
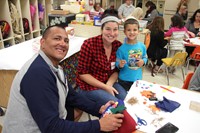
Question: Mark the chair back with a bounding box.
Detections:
[182,72,194,89]
[170,52,188,67]
[169,31,188,51]
[190,46,200,60]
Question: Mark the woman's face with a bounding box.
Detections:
[101,22,119,44]
[95,4,101,11]
[195,13,200,22]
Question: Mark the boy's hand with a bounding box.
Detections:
[136,59,144,67]
[119,60,126,68]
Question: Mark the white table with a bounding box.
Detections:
[0,36,86,70]
[125,80,200,133]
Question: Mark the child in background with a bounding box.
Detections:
[116,18,147,91]
[165,15,194,38]
[89,3,104,20]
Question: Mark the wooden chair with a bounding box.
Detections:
[161,52,188,85]
[182,72,194,89]
[185,46,200,74]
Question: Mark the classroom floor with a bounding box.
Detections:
[0,64,195,128]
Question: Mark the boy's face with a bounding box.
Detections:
[124,24,139,42]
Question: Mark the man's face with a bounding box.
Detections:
[40,27,69,66]
[126,0,132,6]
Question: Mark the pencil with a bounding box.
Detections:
[160,86,175,93]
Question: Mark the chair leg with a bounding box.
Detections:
[166,67,170,85]
[185,58,191,75]
[181,66,185,82]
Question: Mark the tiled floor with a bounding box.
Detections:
[0,65,195,128]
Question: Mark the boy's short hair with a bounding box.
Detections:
[124,18,140,29]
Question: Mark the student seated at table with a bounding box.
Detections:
[76,9,127,105]
[188,64,200,92]
[185,9,200,60]
[143,1,159,24]
[118,0,135,20]
[116,18,147,91]
[89,2,104,19]
[128,7,143,20]
[165,15,195,38]
[147,16,168,75]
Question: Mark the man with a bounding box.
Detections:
[118,0,135,20]
[2,25,124,133]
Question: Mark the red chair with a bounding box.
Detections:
[182,72,194,89]
[185,46,200,74]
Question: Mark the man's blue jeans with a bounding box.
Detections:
[77,82,127,105]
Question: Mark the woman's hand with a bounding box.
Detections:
[105,85,119,96]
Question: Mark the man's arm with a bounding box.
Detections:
[21,66,101,133]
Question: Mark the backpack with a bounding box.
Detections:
[30,4,36,30]
[0,20,10,39]
[23,18,30,33]
[9,0,21,34]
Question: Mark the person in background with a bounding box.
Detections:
[147,16,168,76]
[90,2,104,20]
[189,64,200,92]
[76,9,127,105]
[165,15,194,38]
[143,1,159,24]
[136,2,142,8]
[185,9,200,36]
[118,0,135,20]
[2,25,124,133]
[128,7,143,20]
[176,0,189,22]
[116,18,147,91]
[185,9,200,58]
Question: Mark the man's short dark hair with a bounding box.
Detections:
[42,25,65,38]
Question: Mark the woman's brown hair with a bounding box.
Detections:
[147,16,164,34]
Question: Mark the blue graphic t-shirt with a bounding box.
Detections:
[116,42,147,82]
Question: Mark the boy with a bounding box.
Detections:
[116,18,147,91]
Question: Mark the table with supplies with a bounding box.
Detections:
[125,80,200,133]
[184,37,200,47]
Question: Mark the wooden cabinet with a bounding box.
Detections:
[0,0,51,49]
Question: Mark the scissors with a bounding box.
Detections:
[135,114,147,126]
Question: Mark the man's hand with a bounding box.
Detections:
[99,101,115,114]
[99,114,124,132]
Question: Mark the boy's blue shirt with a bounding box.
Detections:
[116,41,147,82]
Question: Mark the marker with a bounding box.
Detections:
[160,86,175,93]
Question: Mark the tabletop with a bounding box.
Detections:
[0,36,86,70]
[125,80,200,133]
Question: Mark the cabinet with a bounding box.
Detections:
[0,0,51,49]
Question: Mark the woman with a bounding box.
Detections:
[185,9,200,62]
[176,0,189,22]
[76,9,127,104]
[185,9,200,36]
[143,1,159,24]
[89,3,104,19]
[147,16,168,76]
